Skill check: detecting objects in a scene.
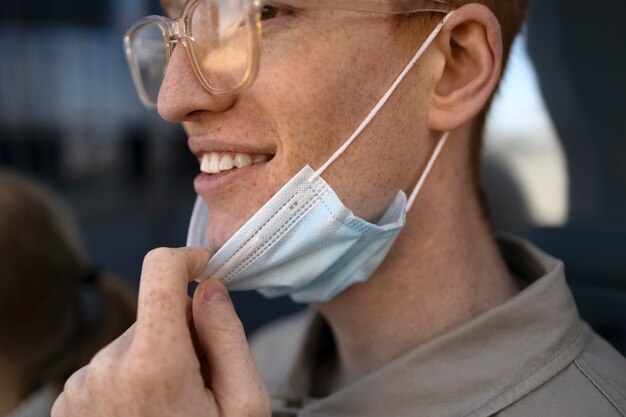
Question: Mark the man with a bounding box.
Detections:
[53,0,626,416]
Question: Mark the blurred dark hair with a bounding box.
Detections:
[0,169,136,395]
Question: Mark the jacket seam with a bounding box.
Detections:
[574,357,626,416]
[464,323,585,417]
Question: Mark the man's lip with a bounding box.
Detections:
[193,162,268,195]
[188,137,276,159]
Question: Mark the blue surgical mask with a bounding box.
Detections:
[187,13,453,303]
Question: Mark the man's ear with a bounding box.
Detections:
[428,4,503,131]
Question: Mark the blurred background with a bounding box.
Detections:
[0,0,624,350]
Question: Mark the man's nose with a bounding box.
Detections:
[157,44,236,122]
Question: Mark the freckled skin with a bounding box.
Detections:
[54,248,271,417]
[159,10,436,251]
[54,5,519,416]
[254,12,434,221]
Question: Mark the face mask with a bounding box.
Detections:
[187,13,453,303]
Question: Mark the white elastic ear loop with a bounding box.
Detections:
[406,131,449,211]
[309,11,455,182]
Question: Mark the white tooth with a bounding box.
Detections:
[234,153,253,168]
[209,152,220,174]
[219,154,235,171]
[253,154,269,164]
[201,154,211,173]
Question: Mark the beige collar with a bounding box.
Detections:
[264,236,587,417]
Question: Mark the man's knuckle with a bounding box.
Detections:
[59,367,90,413]
[90,344,115,368]
[63,367,84,394]
[50,393,64,417]
[143,247,176,264]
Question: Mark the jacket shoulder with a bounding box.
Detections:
[498,326,626,416]
[574,328,626,413]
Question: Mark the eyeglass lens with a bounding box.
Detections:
[128,0,254,106]
[130,23,169,105]
[188,0,252,91]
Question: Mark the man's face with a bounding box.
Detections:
[158,7,435,252]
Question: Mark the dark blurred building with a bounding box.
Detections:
[0,0,303,334]
[1,1,109,26]
[527,0,626,354]
[0,0,189,287]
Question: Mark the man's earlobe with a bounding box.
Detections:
[428,4,503,132]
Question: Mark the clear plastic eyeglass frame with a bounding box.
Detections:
[123,0,456,109]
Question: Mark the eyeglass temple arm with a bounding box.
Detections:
[265,0,455,14]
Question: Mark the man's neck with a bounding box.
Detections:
[313,143,520,393]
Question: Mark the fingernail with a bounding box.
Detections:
[203,285,229,302]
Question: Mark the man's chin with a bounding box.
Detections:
[203,228,234,254]
[203,210,258,254]
[203,237,222,255]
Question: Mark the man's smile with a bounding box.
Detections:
[188,136,277,194]
[198,152,272,175]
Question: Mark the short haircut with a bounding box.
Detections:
[396,0,530,217]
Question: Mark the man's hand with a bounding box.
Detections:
[52,247,271,417]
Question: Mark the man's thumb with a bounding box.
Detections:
[192,279,269,414]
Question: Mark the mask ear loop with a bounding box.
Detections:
[406,131,449,211]
[308,11,455,183]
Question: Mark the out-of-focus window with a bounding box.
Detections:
[0,1,109,26]
[0,0,190,284]
[485,32,568,226]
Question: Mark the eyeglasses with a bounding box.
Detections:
[123,0,455,109]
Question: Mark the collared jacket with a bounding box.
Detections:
[250,237,626,416]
